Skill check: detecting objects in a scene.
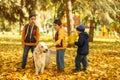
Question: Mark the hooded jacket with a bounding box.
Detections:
[75,32,89,55]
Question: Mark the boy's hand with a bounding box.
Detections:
[49,43,55,48]
[74,41,78,45]
[52,43,56,47]
[22,44,24,48]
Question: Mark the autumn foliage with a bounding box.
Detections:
[0,34,120,80]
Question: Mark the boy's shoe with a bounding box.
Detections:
[57,69,64,73]
[72,69,81,73]
[82,68,87,71]
[22,66,25,69]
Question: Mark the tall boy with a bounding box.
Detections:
[21,14,40,69]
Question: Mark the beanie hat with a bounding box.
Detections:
[76,24,85,32]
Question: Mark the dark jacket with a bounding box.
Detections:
[75,32,89,55]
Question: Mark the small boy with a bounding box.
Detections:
[73,24,89,72]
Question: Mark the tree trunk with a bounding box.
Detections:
[19,18,22,35]
[19,0,24,35]
[66,0,74,36]
[89,19,95,42]
[2,18,5,34]
[29,0,37,15]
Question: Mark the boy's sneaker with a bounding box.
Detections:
[57,69,64,73]
[72,69,81,72]
[82,68,87,71]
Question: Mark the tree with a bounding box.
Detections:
[0,0,120,38]
[66,0,74,36]
[72,0,120,41]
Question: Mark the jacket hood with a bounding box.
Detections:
[80,32,89,39]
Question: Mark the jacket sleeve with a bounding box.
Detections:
[22,26,25,46]
[75,37,85,47]
[36,27,40,45]
[54,29,64,46]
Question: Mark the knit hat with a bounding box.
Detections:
[76,24,85,32]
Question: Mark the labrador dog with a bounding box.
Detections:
[33,42,50,75]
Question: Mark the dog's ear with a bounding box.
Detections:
[35,51,42,55]
[35,52,38,55]
[37,45,44,54]
[38,45,42,51]
[41,45,43,48]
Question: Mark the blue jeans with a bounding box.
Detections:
[75,54,88,70]
[22,45,36,69]
[56,49,66,70]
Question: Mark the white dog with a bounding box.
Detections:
[33,42,50,75]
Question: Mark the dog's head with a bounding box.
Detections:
[38,42,49,53]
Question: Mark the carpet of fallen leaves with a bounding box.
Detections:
[0,34,120,80]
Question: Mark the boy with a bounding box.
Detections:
[73,24,89,72]
[53,19,67,72]
[21,14,40,69]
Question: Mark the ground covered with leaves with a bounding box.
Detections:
[0,34,120,80]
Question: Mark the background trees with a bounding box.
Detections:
[0,0,120,41]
